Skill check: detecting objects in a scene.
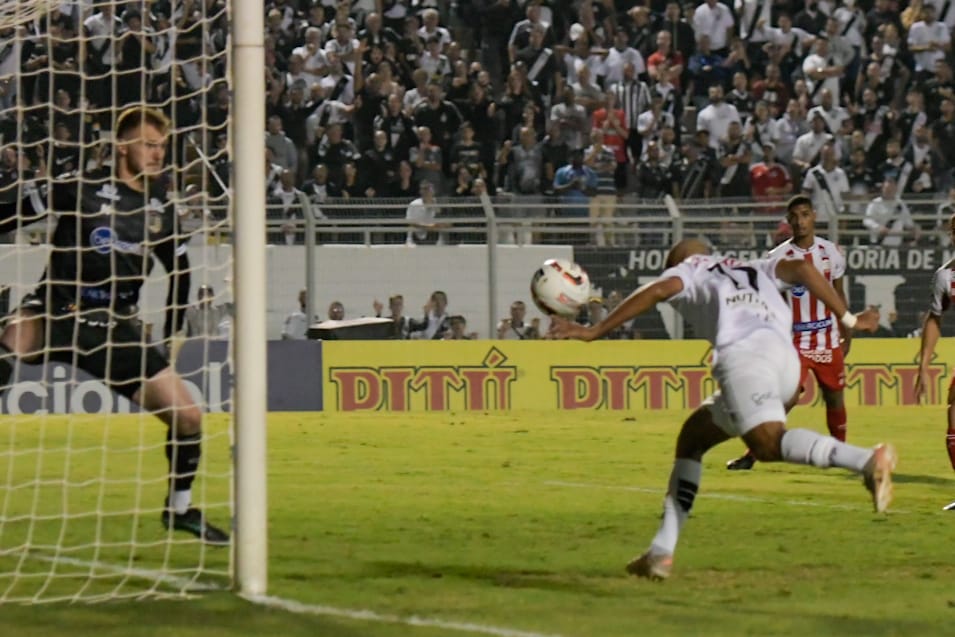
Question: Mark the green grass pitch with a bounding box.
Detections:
[0,406,954,637]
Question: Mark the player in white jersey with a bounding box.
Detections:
[727,195,851,470]
[915,212,955,509]
[550,239,895,580]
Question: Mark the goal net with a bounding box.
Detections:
[0,0,235,601]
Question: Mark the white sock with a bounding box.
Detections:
[170,489,192,514]
[781,428,872,473]
[649,458,701,556]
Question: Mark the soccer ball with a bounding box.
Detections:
[530,258,592,318]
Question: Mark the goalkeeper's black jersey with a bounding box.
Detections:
[0,169,187,316]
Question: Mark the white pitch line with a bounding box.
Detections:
[543,480,895,512]
[29,553,225,593]
[27,553,566,637]
[243,594,567,637]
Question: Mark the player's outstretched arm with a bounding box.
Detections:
[549,277,684,341]
[775,259,879,332]
[916,312,942,402]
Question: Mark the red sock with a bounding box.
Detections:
[947,428,955,472]
[826,406,847,442]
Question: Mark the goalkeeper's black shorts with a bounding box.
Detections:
[18,295,170,399]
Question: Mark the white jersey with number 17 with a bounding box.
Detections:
[662,254,794,352]
[769,237,846,351]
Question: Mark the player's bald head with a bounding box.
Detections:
[665,239,710,269]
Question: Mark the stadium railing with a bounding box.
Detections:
[5,193,949,340]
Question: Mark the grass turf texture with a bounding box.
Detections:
[0,406,954,636]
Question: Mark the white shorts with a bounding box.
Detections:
[702,329,801,437]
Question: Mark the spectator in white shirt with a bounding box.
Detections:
[802,141,850,222]
[693,0,735,54]
[405,181,445,245]
[497,301,540,340]
[603,29,646,87]
[417,8,452,50]
[792,111,838,174]
[833,0,866,51]
[265,115,298,172]
[419,35,451,80]
[550,86,590,151]
[806,88,851,136]
[774,98,807,165]
[283,54,311,91]
[282,289,310,340]
[930,0,955,30]
[291,27,328,85]
[325,22,361,74]
[803,36,845,105]
[821,16,855,69]
[696,85,741,149]
[637,93,676,147]
[908,4,951,77]
[84,4,123,70]
[735,0,772,46]
[863,177,920,246]
[763,14,814,60]
[403,69,430,116]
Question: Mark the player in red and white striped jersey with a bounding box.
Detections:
[727,194,851,470]
[915,212,955,509]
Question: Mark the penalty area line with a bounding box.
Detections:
[29,553,566,637]
[543,480,903,512]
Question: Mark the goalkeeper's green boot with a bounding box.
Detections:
[161,506,230,546]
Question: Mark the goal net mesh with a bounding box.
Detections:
[0,0,234,601]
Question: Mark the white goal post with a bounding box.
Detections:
[231,0,268,597]
[0,0,268,601]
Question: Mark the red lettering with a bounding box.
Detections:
[551,369,602,409]
[413,369,462,410]
[460,369,518,410]
[461,369,489,410]
[331,369,382,411]
[490,369,515,409]
[895,367,920,406]
[381,369,413,411]
[681,369,710,409]
[896,365,944,405]
[847,366,894,406]
[633,369,680,409]
[603,369,634,410]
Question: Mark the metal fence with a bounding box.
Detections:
[248,193,952,250]
[248,194,951,338]
[8,193,950,339]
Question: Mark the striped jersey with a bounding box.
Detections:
[768,237,846,351]
[928,257,955,317]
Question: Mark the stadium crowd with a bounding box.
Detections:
[2,0,955,245]
[256,0,955,232]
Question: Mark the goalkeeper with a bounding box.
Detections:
[0,106,228,545]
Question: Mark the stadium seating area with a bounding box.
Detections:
[2,0,955,233]
[256,0,955,217]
